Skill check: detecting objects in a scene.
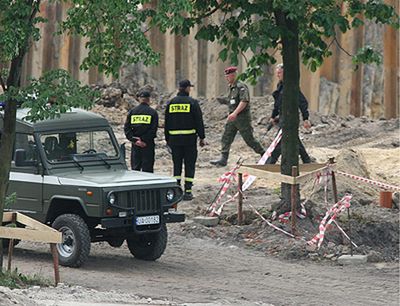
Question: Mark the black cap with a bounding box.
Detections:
[137,90,151,98]
[179,79,194,88]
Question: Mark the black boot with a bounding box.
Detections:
[210,152,228,167]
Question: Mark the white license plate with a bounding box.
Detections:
[136,215,160,225]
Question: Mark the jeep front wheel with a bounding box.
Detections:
[52,214,91,267]
[127,223,168,261]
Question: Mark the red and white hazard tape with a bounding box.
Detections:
[307,194,352,249]
[336,171,400,192]
[210,129,283,216]
[278,201,307,223]
[208,162,242,216]
[248,203,295,238]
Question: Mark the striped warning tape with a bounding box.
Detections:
[336,171,400,191]
[307,194,352,249]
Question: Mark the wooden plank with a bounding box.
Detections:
[0,227,62,243]
[2,212,14,223]
[350,13,364,117]
[240,166,295,184]
[16,213,59,233]
[383,0,399,119]
[300,64,320,112]
[296,164,336,184]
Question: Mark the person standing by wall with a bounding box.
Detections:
[165,79,206,201]
[124,90,158,172]
[266,63,312,164]
[210,66,265,167]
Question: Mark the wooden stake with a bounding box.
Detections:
[238,172,243,225]
[7,213,16,271]
[291,166,298,235]
[50,243,60,286]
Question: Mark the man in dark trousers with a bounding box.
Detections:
[165,79,206,201]
[124,90,158,172]
[210,66,265,167]
[266,63,312,164]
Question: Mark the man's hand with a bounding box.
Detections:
[134,139,147,148]
[227,113,237,122]
[269,117,277,125]
[199,139,207,147]
[303,120,311,129]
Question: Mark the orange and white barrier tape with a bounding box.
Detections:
[336,171,400,192]
[307,194,352,249]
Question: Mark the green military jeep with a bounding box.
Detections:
[1,108,184,267]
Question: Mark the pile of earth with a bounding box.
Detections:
[91,82,399,263]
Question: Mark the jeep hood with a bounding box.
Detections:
[57,169,176,188]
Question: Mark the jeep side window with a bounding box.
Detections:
[14,133,38,162]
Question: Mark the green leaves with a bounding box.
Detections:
[0,0,42,61]
[0,69,98,122]
[353,46,382,66]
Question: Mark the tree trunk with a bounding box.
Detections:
[0,0,39,270]
[275,11,301,213]
[0,57,23,270]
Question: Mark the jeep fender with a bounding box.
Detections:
[46,195,88,223]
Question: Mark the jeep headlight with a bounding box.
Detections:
[107,192,116,205]
[166,189,175,202]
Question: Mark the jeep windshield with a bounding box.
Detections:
[40,129,118,164]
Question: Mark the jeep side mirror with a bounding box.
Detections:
[15,149,37,167]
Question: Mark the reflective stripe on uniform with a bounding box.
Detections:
[185,177,194,182]
[168,129,196,135]
[169,104,191,113]
[185,189,192,193]
[173,176,181,180]
[131,115,152,124]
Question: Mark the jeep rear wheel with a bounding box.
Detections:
[52,214,91,268]
[127,223,168,261]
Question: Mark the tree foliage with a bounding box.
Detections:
[147,0,398,80]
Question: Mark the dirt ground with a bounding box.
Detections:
[1,87,399,305]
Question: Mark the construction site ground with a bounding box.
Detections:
[1,90,399,305]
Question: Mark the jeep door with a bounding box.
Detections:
[8,133,44,220]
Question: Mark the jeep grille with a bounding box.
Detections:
[122,190,161,215]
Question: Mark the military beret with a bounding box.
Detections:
[224,66,238,75]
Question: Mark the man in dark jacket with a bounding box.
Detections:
[266,63,312,164]
[165,79,206,201]
[124,90,158,172]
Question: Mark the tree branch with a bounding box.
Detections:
[334,36,353,57]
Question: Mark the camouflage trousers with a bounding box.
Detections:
[221,112,265,156]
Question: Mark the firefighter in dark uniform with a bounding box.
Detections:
[124,90,158,172]
[266,63,312,164]
[165,79,206,201]
[210,66,265,166]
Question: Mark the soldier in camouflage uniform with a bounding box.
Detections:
[210,66,265,167]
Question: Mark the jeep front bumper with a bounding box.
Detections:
[101,211,185,229]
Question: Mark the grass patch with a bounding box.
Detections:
[0,269,51,289]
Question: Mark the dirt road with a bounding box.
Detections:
[10,227,399,305]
